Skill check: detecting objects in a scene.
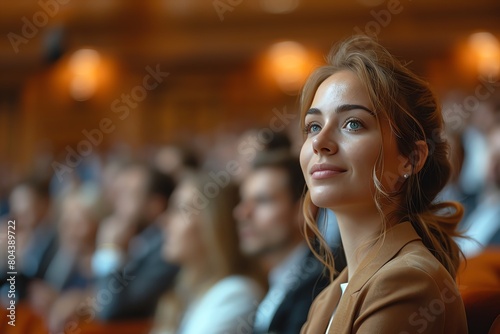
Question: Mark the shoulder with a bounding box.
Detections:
[346,243,467,333]
[382,241,450,279]
[360,241,462,309]
[181,276,263,333]
[205,275,264,304]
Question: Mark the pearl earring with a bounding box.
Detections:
[403,173,410,179]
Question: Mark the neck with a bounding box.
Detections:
[333,205,384,281]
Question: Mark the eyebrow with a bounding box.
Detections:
[306,104,375,117]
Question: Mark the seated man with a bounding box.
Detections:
[0,177,57,303]
[91,162,179,320]
[234,151,345,333]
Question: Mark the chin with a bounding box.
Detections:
[241,241,264,257]
[309,188,345,209]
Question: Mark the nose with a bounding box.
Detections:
[312,127,338,156]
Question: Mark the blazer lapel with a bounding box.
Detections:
[328,222,422,333]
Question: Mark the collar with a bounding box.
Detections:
[301,222,422,334]
[346,221,422,293]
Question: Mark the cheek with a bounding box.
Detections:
[300,140,312,179]
[256,205,291,234]
[254,206,275,229]
[353,146,379,177]
[379,143,406,191]
[338,136,379,184]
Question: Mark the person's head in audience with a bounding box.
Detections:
[154,145,199,182]
[157,172,260,332]
[58,184,103,254]
[234,130,293,183]
[234,151,305,271]
[162,173,245,283]
[9,176,52,232]
[101,158,129,213]
[113,162,176,228]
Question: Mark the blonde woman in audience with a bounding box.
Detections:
[299,36,467,333]
[152,173,264,334]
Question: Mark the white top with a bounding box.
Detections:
[253,243,310,332]
[325,283,349,333]
[177,275,263,334]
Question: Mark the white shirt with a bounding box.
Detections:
[177,275,263,334]
[253,243,310,332]
[325,282,349,333]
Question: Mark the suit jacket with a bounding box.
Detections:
[96,224,179,320]
[301,222,467,334]
[258,246,346,334]
[0,222,58,300]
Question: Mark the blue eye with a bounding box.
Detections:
[345,119,363,131]
[304,122,321,135]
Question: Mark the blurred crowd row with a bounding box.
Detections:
[0,90,499,333]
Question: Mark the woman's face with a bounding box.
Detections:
[300,70,403,212]
[162,182,206,265]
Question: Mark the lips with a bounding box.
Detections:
[310,163,347,179]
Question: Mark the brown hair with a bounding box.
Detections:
[252,150,305,202]
[300,35,464,281]
[154,172,261,332]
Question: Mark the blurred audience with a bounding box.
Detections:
[153,145,200,182]
[439,91,478,222]
[232,130,293,184]
[458,124,500,257]
[91,162,179,320]
[152,173,263,334]
[2,91,499,333]
[233,151,342,334]
[31,183,103,330]
[1,177,57,303]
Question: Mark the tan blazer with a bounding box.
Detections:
[301,222,467,334]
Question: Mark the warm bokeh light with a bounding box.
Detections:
[264,41,316,95]
[468,32,500,78]
[68,48,102,101]
[259,0,300,14]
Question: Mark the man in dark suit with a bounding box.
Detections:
[0,177,57,302]
[91,163,179,320]
[234,151,345,334]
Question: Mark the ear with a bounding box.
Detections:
[402,140,429,176]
